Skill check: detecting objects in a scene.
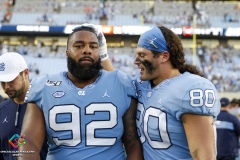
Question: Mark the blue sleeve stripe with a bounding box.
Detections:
[216,121,234,130]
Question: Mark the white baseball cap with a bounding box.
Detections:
[0,52,28,82]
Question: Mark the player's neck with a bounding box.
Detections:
[13,93,26,104]
[68,73,99,89]
[220,107,230,111]
[152,68,180,87]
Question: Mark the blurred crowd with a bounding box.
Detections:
[1,0,15,23]
[1,0,240,28]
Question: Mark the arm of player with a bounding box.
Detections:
[122,98,144,160]
[101,58,114,71]
[181,114,216,160]
[97,27,114,71]
[18,102,46,160]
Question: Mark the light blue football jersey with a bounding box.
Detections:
[134,72,220,160]
[25,70,136,160]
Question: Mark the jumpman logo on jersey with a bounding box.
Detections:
[102,90,110,97]
[2,116,8,123]
[149,38,158,48]
[158,98,162,104]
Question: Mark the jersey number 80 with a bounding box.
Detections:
[136,89,216,149]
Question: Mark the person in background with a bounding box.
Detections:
[238,99,240,120]
[229,98,240,119]
[0,95,4,104]
[0,52,48,160]
[216,97,240,160]
[18,25,143,160]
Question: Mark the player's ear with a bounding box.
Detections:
[66,50,69,57]
[23,69,29,79]
[160,51,170,62]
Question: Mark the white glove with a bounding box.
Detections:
[97,31,108,61]
[76,23,109,61]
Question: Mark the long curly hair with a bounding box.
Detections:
[157,26,205,77]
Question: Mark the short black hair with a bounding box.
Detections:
[67,26,97,49]
[230,98,238,104]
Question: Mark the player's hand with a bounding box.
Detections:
[76,23,109,61]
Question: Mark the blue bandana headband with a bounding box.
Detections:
[137,26,169,53]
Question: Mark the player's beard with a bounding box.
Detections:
[136,57,154,74]
[67,56,103,80]
[6,76,25,98]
